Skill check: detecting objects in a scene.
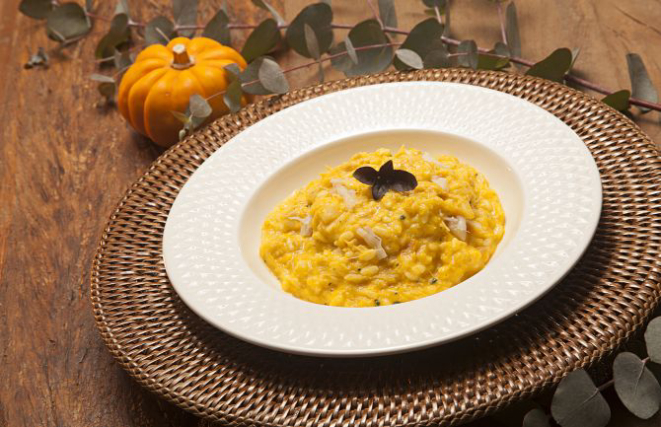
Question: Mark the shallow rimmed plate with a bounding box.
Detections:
[163,81,602,357]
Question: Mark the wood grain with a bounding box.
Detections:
[0,1,659,426]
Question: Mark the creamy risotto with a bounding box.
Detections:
[260,147,505,307]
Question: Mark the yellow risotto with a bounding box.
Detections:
[260,147,505,307]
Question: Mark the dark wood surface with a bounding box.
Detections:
[1,1,660,426]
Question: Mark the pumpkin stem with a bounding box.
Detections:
[172,44,194,69]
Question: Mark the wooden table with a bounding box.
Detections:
[1,1,660,425]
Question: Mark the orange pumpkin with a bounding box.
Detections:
[118,37,250,147]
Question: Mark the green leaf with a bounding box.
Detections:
[505,2,521,58]
[240,57,271,95]
[252,0,285,26]
[645,317,661,363]
[224,63,241,79]
[173,0,197,37]
[456,40,478,69]
[378,0,397,28]
[95,13,130,59]
[145,16,175,46]
[550,369,610,427]
[602,90,631,112]
[241,19,281,63]
[423,46,450,69]
[477,53,510,70]
[223,80,243,113]
[97,81,116,102]
[395,49,423,69]
[24,47,49,69]
[202,9,231,45]
[523,409,551,427]
[90,73,115,83]
[19,0,54,20]
[345,36,358,64]
[627,53,659,113]
[114,49,132,70]
[526,48,573,82]
[393,18,443,71]
[613,352,661,419]
[46,3,92,42]
[189,94,212,119]
[304,23,321,59]
[285,3,333,58]
[114,0,129,17]
[257,57,289,94]
[422,0,445,8]
[493,41,510,57]
[329,19,392,77]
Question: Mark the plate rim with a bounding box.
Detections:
[162,80,603,357]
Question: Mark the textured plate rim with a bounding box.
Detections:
[162,81,603,357]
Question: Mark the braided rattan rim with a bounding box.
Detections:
[91,69,661,426]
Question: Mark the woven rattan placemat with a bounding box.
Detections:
[91,69,661,426]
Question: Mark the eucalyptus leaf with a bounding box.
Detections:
[202,9,231,45]
[627,53,658,113]
[241,19,281,63]
[114,49,132,70]
[422,0,446,8]
[345,36,358,64]
[240,57,272,95]
[526,48,573,82]
[223,80,243,113]
[90,73,115,83]
[145,16,175,46]
[393,18,443,71]
[523,409,551,427]
[224,63,241,79]
[645,317,661,364]
[95,13,130,59]
[257,58,289,94]
[46,3,92,42]
[24,47,49,69]
[97,81,116,102]
[19,0,54,20]
[329,19,392,77]
[378,0,397,28]
[173,0,197,37]
[477,53,510,70]
[505,2,521,58]
[395,49,423,70]
[602,90,630,112]
[493,41,510,57]
[613,352,661,419]
[252,0,285,26]
[550,369,610,427]
[456,40,478,69]
[285,3,333,58]
[423,46,451,69]
[189,94,212,119]
[304,23,321,59]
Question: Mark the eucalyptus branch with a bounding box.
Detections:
[80,9,661,112]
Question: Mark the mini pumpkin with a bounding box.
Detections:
[118,37,250,147]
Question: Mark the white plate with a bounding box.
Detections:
[163,82,602,357]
